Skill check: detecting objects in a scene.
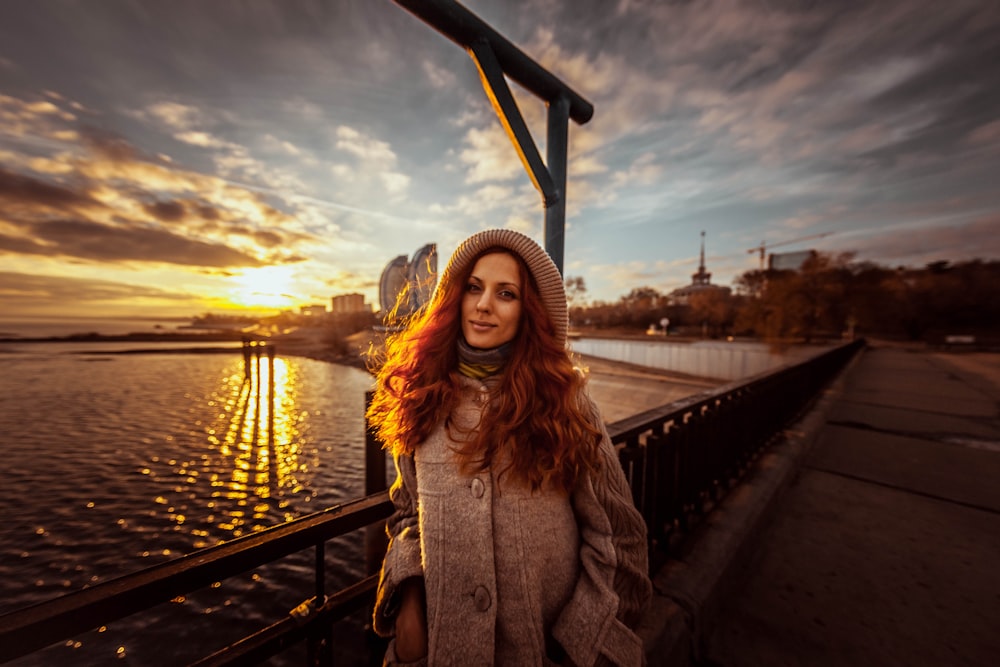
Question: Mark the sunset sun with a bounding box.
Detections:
[227,265,299,310]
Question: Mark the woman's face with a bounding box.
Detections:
[461,252,523,349]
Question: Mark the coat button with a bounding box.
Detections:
[475,387,488,405]
[470,477,485,498]
[473,586,491,612]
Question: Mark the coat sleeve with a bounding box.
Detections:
[372,452,424,638]
[552,389,653,667]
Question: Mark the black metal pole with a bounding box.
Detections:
[545,95,570,274]
[364,391,386,497]
[364,390,389,577]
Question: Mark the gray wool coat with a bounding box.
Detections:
[373,375,652,666]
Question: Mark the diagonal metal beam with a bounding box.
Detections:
[393,0,593,122]
[469,38,557,207]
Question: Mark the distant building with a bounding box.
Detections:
[379,255,409,315]
[408,243,438,311]
[668,231,731,305]
[769,249,817,271]
[378,243,438,316]
[300,304,328,317]
[331,293,368,314]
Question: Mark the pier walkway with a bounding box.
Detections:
[637,343,1000,666]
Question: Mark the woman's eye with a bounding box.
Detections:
[466,283,481,293]
[499,290,518,300]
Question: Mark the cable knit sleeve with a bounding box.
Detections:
[552,389,653,667]
[372,452,424,638]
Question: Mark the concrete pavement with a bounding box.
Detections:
[702,344,1000,666]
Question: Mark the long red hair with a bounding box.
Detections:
[366,248,603,491]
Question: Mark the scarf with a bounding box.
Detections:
[456,337,511,379]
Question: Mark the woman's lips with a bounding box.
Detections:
[469,320,495,331]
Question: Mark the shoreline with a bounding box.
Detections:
[0,331,252,344]
[0,330,375,372]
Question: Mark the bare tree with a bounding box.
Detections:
[564,275,588,308]
[688,290,736,338]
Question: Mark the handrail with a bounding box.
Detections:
[0,493,393,663]
[189,574,381,667]
[607,339,864,554]
[0,339,864,665]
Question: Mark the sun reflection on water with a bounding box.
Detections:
[148,349,327,547]
[214,352,308,537]
[0,347,375,664]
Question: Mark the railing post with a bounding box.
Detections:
[307,541,333,666]
[642,428,669,555]
[618,435,644,514]
[364,391,387,497]
[363,390,391,662]
[364,391,389,578]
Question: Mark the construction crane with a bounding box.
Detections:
[746,232,834,270]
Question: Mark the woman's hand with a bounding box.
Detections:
[394,577,428,662]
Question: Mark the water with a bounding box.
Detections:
[0,317,194,339]
[0,342,381,665]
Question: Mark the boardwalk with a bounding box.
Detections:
[704,345,1000,666]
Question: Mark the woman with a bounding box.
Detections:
[368,229,652,666]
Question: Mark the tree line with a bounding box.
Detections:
[568,255,1000,344]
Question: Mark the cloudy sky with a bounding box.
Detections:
[1,0,998,322]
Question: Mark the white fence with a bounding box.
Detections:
[570,338,828,381]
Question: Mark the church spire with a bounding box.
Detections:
[699,230,706,274]
[692,230,712,286]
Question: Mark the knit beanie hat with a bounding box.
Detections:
[436,229,568,348]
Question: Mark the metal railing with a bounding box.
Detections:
[611,339,864,560]
[0,339,863,665]
[0,494,393,665]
